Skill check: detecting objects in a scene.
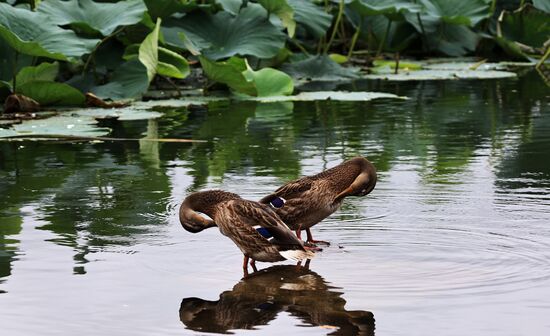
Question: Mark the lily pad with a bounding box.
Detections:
[37,0,147,36]
[0,3,99,61]
[0,115,110,138]
[364,69,517,81]
[69,108,163,121]
[243,91,406,102]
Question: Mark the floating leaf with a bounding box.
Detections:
[164,8,286,60]
[70,108,162,121]
[0,115,110,138]
[280,55,359,81]
[0,3,99,60]
[244,91,406,102]
[364,69,516,80]
[37,0,147,36]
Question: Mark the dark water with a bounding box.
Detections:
[1,72,549,335]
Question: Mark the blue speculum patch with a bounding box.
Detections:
[270,197,285,208]
[256,227,273,239]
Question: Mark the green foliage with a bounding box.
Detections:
[0,0,544,109]
[37,0,147,36]
[165,8,286,60]
[200,56,293,97]
[0,2,99,61]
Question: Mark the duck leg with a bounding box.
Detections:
[250,259,258,272]
[306,228,330,246]
[243,255,250,276]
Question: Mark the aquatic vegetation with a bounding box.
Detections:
[0,0,547,111]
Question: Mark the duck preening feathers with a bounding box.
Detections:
[179,190,314,273]
[260,157,377,245]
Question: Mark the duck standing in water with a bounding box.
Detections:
[260,157,377,246]
[179,190,313,273]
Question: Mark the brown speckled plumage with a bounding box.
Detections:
[179,190,312,268]
[260,157,377,241]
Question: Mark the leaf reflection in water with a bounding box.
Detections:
[180,264,375,335]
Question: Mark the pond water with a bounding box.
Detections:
[1,71,549,335]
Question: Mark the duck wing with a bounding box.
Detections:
[259,177,314,203]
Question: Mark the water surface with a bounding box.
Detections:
[1,72,549,335]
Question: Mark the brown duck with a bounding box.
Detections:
[179,190,313,273]
[260,157,377,245]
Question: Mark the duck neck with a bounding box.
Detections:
[186,190,241,218]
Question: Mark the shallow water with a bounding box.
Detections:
[1,72,549,335]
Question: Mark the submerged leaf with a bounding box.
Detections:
[0,115,110,138]
[0,3,99,60]
[37,0,147,36]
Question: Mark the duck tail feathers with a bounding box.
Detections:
[279,249,315,261]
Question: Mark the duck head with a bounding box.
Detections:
[179,190,241,233]
[334,157,377,202]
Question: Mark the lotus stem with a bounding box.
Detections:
[537,47,550,69]
[324,0,345,54]
[394,52,400,74]
[347,20,362,59]
[12,50,18,91]
[376,20,392,57]
[291,39,309,56]
[82,27,125,75]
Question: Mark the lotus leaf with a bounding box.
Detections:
[200,56,294,97]
[288,0,333,38]
[37,0,147,36]
[257,0,296,37]
[17,82,85,106]
[349,0,422,20]
[144,0,194,19]
[280,55,359,81]
[15,62,59,88]
[166,9,286,60]
[418,0,491,26]
[496,5,550,60]
[91,59,149,99]
[0,3,99,60]
[533,0,550,12]
[0,115,110,138]
[364,69,516,80]
[246,91,406,102]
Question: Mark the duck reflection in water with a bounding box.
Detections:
[179,263,375,335]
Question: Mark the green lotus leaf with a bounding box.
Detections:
[144,0,194,19]
[245,91,406,102]
[17,81,85,106]
[37,0,147,36]
[533,0,550,12]
[157,47,190,79]
[165,8,286,60]
[0,3,99,60]
[288,0,333,38]
[0,114,110,138]
[258,0,296,37]
[364,69,516,80]
[349,0,422,20]
[91,59,149,99]
[418,0,491,26]
[280,55,359,81]
[15,62,59,89]
[139,19,161,82]
[497,4,550,59]
[200,56,293,97]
